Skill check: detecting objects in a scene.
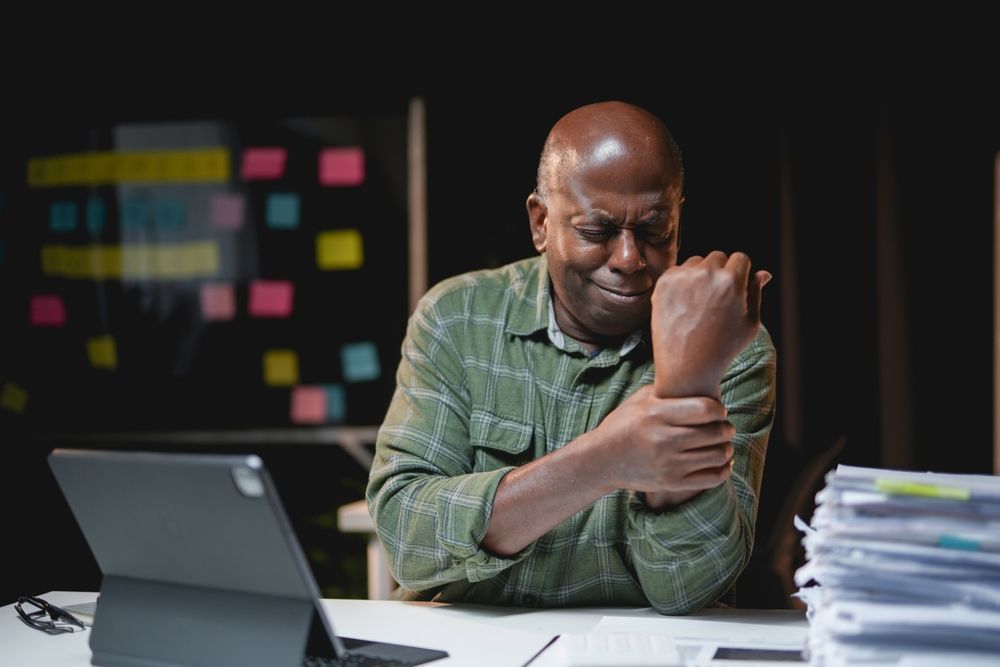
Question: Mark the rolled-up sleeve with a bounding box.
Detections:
[366,290,535,591]
[626,327,777,614]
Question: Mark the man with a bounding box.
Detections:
[367,101,776,614]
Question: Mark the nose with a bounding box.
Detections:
[607,230,646,274]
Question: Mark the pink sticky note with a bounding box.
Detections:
[291,386,327,424]
[318,147,365,186]
[248,279,294,318]
[30,294,67,327]
[210,193,245,229]
[241,147,288,181]
[200,282,236,321]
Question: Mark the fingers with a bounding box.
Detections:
[726,251,752,289]
[680,251,727,268]
[646,420,734,456]
[654,395,728,426]
[679,441,734,469]
[747,269,771,323]
[679,462,734,490]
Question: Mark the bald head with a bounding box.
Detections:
[536,101,683,201]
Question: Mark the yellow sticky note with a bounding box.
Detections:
[28,148,230,187]
[316,229,364,270]
[87,335,118,370]
[1,382,28,413]
[264,349,299,386]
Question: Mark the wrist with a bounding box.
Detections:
[643,489,699,510]
[571,430,621,497]
[653,364,724,399]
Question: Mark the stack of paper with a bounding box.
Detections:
[794,465,1000,665]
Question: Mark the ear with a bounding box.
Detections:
[675,197,685,254]
[526,192,548,253]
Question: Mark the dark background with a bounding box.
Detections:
[2,60,996,609]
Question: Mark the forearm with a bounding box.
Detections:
[368,462,518,590]
[482,431,616,556]
[636,330,776,612]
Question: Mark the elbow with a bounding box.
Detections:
[647,532,751,616]
[650,597,706,616]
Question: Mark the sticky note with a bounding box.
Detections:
[28,148,230,187]
[316,229,363,270]
[87,335,118,370]
[291,385,327,424]
[265,193,300,229]
[210,193,245,229]
[325,384,346,422]
[41,241,218,281]
[263,349,299,386]
[155,197,185,231]
[242,147,288,181]
[30,294,67,327]
[874,479,970,501]
[939,534,980,551]
[1,381,28,413]
[318,147,365,186]
[122,197,150,229]
[248,280,294,318]
[341,341,380,382]
[49,201,77,232]
[85,197,106,236]
[200,282,236,321]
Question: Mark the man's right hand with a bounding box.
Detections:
[650,251,770,399]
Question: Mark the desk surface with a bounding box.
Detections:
[1,592,808,667]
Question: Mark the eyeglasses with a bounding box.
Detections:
[15,596,86,634]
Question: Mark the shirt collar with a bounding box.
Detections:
[506,255,645,358]
[505,255,551,338]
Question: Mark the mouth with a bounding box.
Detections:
[592,282,652,306]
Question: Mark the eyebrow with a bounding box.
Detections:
[578,210,669,228]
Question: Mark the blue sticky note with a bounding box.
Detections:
[325,384,346,422]
[86,197,106,236]
[939,534,980,551]
[265,192,300,229]
[155,197,185,231]
[49,201,77,232]
[341,341,380,383]
[122,197,150,229]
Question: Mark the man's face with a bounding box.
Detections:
[529,158,682,343]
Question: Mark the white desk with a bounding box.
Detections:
[1,592,808,667]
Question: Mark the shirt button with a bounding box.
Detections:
[522,594,537,605]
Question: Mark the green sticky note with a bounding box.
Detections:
[875,479,970,501]
[266,192,300,229]
[341,342,380,383]
[86,197,106,236]
[122,198,150,229]
[50,201,77,232]
[325,384,346,422]
[155,197,185,231]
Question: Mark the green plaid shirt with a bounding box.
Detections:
[367,255,776,614]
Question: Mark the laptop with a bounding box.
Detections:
[48,448,448,667]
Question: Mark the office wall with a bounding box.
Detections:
[2,78,996,607]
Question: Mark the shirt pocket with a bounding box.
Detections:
[469,410,534,472]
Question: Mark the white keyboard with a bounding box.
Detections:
[555,631,683,666]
